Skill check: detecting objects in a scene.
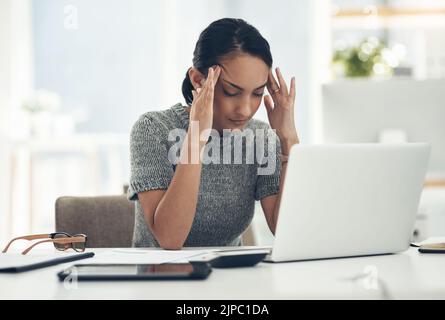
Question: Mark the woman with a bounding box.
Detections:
[128,18,299,249]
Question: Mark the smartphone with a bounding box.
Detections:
[57,262,212,281]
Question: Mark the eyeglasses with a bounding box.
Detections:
[2,232,87,255]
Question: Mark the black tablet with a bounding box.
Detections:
[57,262,212,281]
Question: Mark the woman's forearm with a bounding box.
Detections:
[152,131,206,249]
[270,161,288,234]
[271,138,298,233]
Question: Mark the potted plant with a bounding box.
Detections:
[332,37,397,78]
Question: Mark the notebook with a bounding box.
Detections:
[0,251,94,273]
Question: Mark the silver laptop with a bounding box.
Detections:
[265,143,430,262]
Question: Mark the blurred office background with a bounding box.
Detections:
[0,0,444,245]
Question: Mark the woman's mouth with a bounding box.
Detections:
[229,118,248,125]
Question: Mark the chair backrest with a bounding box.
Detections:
[55,195,135,248]
[55,194,256,247]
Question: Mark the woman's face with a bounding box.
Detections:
[212,54,269,133]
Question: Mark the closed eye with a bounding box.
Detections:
[223,89,264,97]
[223,89,239,97]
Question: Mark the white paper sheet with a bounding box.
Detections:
[1,246,274,269]
[412,237,445,247]
[82,249,215,264]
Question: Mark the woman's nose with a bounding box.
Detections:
[235,99,253,118]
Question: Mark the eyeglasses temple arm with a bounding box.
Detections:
[2,234,50,253]
[21,237,86,255]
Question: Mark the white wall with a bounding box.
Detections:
[322,78,445,173]
[0,0,34,242]
[0,1,11,136]
[31,0,230,134]
[0,0,34,138]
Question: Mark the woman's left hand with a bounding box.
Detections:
[264,67,299,153]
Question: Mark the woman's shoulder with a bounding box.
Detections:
[131,103,185,139]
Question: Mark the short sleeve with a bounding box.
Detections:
[254,130,282,201]
[127,115,174,201]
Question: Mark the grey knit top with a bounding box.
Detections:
[127,102,281,247]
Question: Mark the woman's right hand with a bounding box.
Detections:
[189,66,221,142]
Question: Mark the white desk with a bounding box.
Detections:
[1,247,444,300]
